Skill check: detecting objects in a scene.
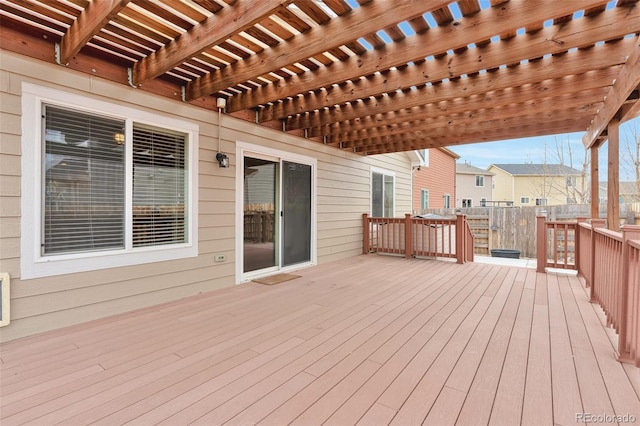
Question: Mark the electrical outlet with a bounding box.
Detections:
[214,254,225,262]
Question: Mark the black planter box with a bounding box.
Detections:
[490,249,521,259]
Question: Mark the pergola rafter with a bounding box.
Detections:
[1,0,639,157]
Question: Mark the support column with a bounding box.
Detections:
[608,116,620,230]
[590,145,599,219]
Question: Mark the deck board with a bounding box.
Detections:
[1,255,639,425]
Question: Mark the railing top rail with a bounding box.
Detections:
[629,239,640,250]
[578,222,592,230]
[411,217,456,224]
[544,220,578,227]
[594,227,623,242]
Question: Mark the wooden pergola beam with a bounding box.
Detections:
[132,0,290,85]
[584,36,640,148]
[284,66,618,131]
[607,116,621,229]
[236,0,631,116]
[185,0,450,100]
[58,0,130,65]
[352,119,590,155]
[328,95,601,144]
[318,87,607,139]
[339,115,591,150]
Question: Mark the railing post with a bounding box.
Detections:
[405,213,413,259]
[456,214,465,264]
[362,213,370,255]
[536,214,547,273]
[589,219,607,303]
[575,217,587,276]
[617,225,640,363]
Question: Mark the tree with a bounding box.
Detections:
[534,137,591,205]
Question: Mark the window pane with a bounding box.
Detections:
[43,106,125,254]
[372,172,383,217]
[133,125,186,247]
[132,125,186,247]
[384,174,394,217]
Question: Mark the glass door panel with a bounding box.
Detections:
[243,157,278,273]
[282,161,311,267]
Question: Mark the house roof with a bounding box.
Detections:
[456,163,494,176]
[489,163,583,176]
[437,147,460,160]
[2,1,640,155]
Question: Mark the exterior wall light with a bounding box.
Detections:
[216,152,229,168]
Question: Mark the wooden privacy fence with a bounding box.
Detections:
[362,213,474,264]
[537,215,640,366]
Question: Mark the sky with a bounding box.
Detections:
[450,116,640,182]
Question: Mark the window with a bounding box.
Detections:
[21,83,198,279]
[371,168,395,217]
[462,198,472,208]
[443,194,451,209]
[480,197,487,207]
[420,189,429,210]
[566,176,576,187]
[566,197,577,204]
[417,149,429,167]
[475,175,485,187]
[535,198,548,206]
[520,196,530,204]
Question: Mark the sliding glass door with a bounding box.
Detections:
[240,148,314,279]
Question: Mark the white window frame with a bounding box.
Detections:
[420,189,429,210]
[419,149,429,167]
[535,197,548,206]
[475,175,485,187]
[370,166,396,217]
[21,83,199,279]
[480,197,487,207]
[521,196,530,204]
[443,193,451,209]
[462,198,473,208]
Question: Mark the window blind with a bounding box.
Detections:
[43,106,125,255]
[132,125,186,247]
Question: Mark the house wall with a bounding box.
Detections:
[514,175,576,206]
[456,174,493,207]
[0,51,412,342]
[412,148,456,211]
[489,165,581,207]
[488,167,514,204]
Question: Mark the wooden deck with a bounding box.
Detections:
[1,255,639,425]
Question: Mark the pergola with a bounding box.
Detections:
[2,0,640,227]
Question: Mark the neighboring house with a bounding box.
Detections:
[0,53,413,342]
[410,148,459,213]
[599,181,640,203]
[456,163,494,207]
[488,164,584,207]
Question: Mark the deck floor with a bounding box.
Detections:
[1,255,639,425]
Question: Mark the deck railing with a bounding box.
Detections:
[537,215,640,365]
[363,213,474,264]
[535,217,581,271]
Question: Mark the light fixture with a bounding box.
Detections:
[216,152,229,168]
[215,97,229,168]
[113,132,125,144]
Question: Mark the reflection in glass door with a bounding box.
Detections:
[243,157,277,273]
